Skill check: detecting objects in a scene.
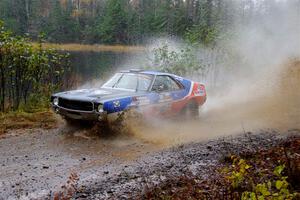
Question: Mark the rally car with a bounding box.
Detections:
[51,70,206,123]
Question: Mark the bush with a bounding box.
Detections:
[142,137,300,200]
[0,21,70,112]
[151,43,206,77]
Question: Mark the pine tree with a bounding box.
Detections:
[98,0,128,44]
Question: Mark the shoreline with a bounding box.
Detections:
[32,42,145,53]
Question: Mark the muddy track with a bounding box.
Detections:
[0,126,299,200]
[0,127,163,200]
[74,130,300,199]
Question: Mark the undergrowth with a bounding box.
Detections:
[142,136,300,200]
[0,111,58,135]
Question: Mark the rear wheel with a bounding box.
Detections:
[182,100,199,120]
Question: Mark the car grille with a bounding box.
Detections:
[58,98,93,111]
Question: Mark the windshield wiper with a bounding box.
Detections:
[112,74,123,88]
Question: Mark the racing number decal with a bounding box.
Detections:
[193,84,206,96]
[136,96,151,106]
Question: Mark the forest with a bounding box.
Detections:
[0,0,299,112]
[1,0,297,45]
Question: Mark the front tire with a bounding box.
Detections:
[63,117,93,128]
[64,117,79,126]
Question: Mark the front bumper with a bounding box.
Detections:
[52,105,107,121]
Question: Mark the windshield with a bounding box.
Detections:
[102,73,154,91]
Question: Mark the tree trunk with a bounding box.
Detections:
[206,0,213,27]
[0,65,5,112]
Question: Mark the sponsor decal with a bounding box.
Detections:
[113,100,121,108]
[159,93,172,103]
[136,96,151,106]
[194,85,205,96]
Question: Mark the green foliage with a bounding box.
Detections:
[98,0,128,44]
[227,157,251,188]
[0,0,295,45]
[185,24,219,46]
[225,158,298,200]
[46,1,80,42]
[0,21,69,112]
[0,0,243,45]
[142,138,300,200]
[151,43,205,77]
[274,165,285,177]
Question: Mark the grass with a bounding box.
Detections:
[0,111,58,135]
[32,42,145,53]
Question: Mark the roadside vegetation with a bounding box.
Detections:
[142,136,300,199]
[0,21,70,113]
[0,111,58,136]
[32,43,145,53]
[0,21,69,133]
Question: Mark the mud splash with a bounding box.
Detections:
[65,60,300,151]
[127,60,300,147]
[64,59,300,149]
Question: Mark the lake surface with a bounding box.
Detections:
[68,51,136,82]
[68,51,142,86]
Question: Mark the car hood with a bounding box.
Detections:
[53,88,143,102]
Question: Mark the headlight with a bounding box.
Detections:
[53,97,59,106]
[98,104,104,112]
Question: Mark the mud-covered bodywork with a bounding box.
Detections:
[51,70,206,122]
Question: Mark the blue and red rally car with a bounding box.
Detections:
[51,70,206,123]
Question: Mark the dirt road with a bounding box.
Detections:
[0,126,298,200]
[0,127,163,199]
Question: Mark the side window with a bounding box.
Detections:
[166,76,181,91]
[152,75,181,92]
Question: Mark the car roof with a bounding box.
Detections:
[119,69,177,76]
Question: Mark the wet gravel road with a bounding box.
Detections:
[0,127,162,200]
[76,129,300,199]
[1,126,298,200]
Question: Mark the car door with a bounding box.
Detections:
[150,75,185,116]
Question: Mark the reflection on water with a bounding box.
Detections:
[68,51,140,83]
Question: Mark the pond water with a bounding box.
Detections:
[68,51,136,82]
